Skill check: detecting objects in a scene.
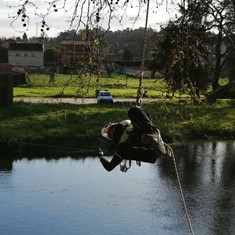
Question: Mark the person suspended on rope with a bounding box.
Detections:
[97,106,172,172]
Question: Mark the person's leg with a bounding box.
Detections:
[128,107,168,156]
[128,106,156,134]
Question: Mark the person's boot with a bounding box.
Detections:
[141,130,167,156]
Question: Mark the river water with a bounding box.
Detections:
[0,141,235,235]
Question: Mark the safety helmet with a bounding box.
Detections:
[101,122,117,140]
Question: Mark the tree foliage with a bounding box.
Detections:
[153,22,210,103]
[44,48,60,67]
[152,0,235,103]
[8,0,151,34]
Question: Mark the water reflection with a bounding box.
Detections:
[0,141,234,235]
[157,141,235,235]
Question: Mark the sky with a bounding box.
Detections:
[0,0,178,39]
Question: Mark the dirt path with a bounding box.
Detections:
[14,97,156,104]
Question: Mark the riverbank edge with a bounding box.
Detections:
[1,100,234,157]
[1,134,234,158]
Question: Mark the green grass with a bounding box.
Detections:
[15,74,231,99]
[14,74,172,98]
[16,73,231,99]
[0,99,234,154]
[2,73,233,154]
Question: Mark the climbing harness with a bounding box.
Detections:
[119,159,141,172]
[120,159,131,172]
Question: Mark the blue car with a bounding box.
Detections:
[97,90,113,104]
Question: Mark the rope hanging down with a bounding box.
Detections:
[136,0,150,106]
[167,144,195,235]
[136,2,195,233]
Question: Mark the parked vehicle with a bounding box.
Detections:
[97,90,113,104]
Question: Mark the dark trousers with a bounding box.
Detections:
[128,106,157,136]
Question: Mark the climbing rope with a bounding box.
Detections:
[136,1,195,233]
[136,0,150,106]
[0,139,95,154]
[166,144,195,235]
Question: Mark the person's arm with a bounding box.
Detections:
[99,154,122,172]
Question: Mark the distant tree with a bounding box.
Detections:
[123,47,133,61]
[104,27,155,61]
[56,30,82,43]
[23,32,28,42]
[16,36,21,41]
[44,47,60,67]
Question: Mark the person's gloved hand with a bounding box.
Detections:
[96,148,104,158]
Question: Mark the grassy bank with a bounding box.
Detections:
[14,73,186,98]
[0,99,234,155]
[14,73,230,99]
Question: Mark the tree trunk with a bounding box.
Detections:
[206,82,235,104]
[212,32,223,90]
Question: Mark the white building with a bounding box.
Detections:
[8,43,44,67]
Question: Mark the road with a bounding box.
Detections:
[14,97,156,104]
